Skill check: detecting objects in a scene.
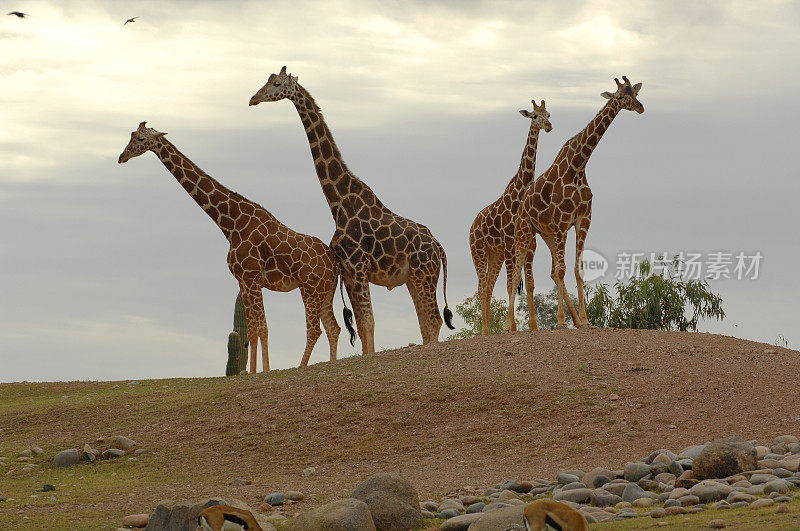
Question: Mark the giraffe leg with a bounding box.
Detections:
[574,215,592,328]
[543,234,581,329]
[481,256,503,335]
[504,257,518,332]
[407,275,443,344]
[343,270,375,354]
[524,247,538,331]
[239,279,268,373]
[298,287,322,367]
[319,280,340,361]
[505,221,533,331]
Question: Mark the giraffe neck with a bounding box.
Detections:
[567,98,621,171]
[153,138,244,240]
[290,84,383,219]
[504,124,541,198]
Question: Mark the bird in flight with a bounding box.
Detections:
[7,11,28,18]
[123,17,138,25]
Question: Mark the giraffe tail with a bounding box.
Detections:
[438,241,455,330]
[339,274,357,346]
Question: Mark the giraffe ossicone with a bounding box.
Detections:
[469,97,552,335]
[249,67,455,353]
[506,76,644,331]
[118,121,343,372]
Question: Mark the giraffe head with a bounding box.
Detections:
[118,122,167,163]
[248,66,299,106]
[519,99,552,132]
[601,76,644,113]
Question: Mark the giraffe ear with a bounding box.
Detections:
[601,91,614,100]
[154,131,167,138]
[633,82,642,94]
[519,109,532,118]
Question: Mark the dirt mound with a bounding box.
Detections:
[1,329,798,525]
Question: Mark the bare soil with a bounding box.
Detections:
[1,329,798,527]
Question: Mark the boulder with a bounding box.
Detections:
[122,514,149,527]
[287,498,376,531]
[582,467,615,489]
[689,481,733,503]
[439,513,483,530]
[351,473,422,531]
[102,449,125,459]
[53,449,80,467]
[144,497,253,531]
[623,461,651,482]
[693,438,757,480]
[621,483,649,503]
[110,435,137,452]
[466,505,524,530]
[553,488,592,504]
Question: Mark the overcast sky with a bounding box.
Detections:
[1,0,798,382]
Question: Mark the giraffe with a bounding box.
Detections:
[249,67,455,353]
[469,99,552,335]
[505,76,644,330]
[117,121,341,372]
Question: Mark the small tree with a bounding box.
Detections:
[585,257,725,331]
[450,291,515,338]
[516,286,580,330]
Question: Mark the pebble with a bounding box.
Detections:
[708,519,726,528]
[302,466,316,477]
[231,478,251,486]
[53,449,80,467]
[664,505,687,515]
[556,472,580,485]
[649,507,666,518]
[776,504,789,513]
[102,449,125,459]
[41,484,55,492]
[285,491,304,501]
[437,508,460,519]
[438,498,465,511]
[624,462,651,482]
[466,502,485,514]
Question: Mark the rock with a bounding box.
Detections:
[41,484,55,492]
[708,519,726,528]
[664,499,680,508]
[421,510,435,519]
[285,491,304,501]
[773,468,792,478]
[422,501,438,513]
[649,462,669,476]
[654,472,676,484]
[638,479,660,491]
[763,479,791,495]
[650,507,666,518]
[556,472,579,485]
[466,505,524,530]
[677,495,700,506]
[560,481,587,492]
[80,444,98,463]
[693,438,757,480]
[728,492,755,503]
[18,449,33,458]
[133,449,147,457]
[621,483,649,503]
[750,498,775,509]
[553,488,592,504]
[749,473,779,484]
[31,446,44,455]
[438,498,465,512]
[756,446,771,459]
[516,481,534,493]
[678,445,706,460]
[689,481,733,503]
[623,462,651,482]
[602,482,629,497]
[496,479,520,492]
[53,449,80,467]
[122,514,149,527]
[776,504,789,513]
[102,449,125,459]
[231,478,251,487]
[459,496,481,506]
[664,505,687,515]
[265,492,285,506]
[110,435,136,452]
[145,497,245,531]
[351,473,422,531]
[466,502,485,514]
[302,466,316,477]
[481,502,512,512]
[439,513,483,530]
[438,508,461,519]
[583,467,615,488]
[774,435,799,446]
[590,489,621,507]
[632,498,653,508]
[779,456,800,472]
[287,498,376,531]
[668,461,685,477]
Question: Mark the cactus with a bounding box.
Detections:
[226,331,243,376]
[225,292,249,375]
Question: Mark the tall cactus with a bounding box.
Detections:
[225,292,249,375]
